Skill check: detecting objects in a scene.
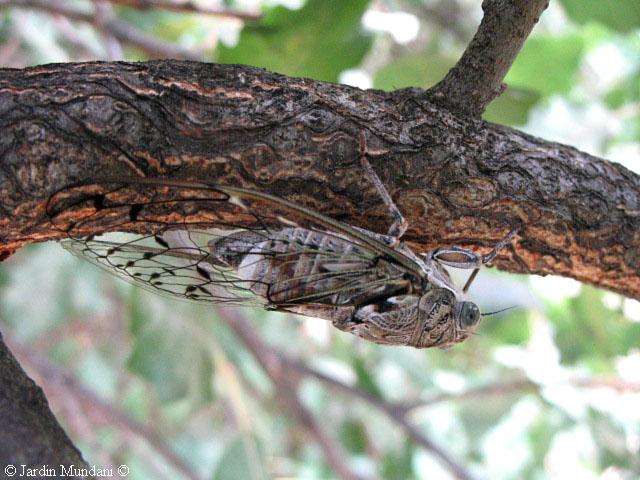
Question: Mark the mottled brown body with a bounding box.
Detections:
[211,227,475,348]
[215,228,409,305]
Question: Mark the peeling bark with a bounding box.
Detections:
[0,61,638,298]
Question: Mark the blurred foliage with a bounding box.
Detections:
[218,0,372,81]
[559,0,640,33]
[505,32,585,96]
[1,1,640,480]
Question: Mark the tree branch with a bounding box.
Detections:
[395,376,640,413]
[0,0,207,60]
[414,0,469,40]
[427,0,549,116]
[219,308,368,480]
[281,356,478,480]
[0,332,91,473]
[1,61,637,297]
[95,0,261,21]
[219,308,476,480]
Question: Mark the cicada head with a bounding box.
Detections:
[416,288,481,348]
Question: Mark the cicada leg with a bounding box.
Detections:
[332,303,415,347]
[359,132,408,245]
[431,228,519,292]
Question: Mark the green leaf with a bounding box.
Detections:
[213,436,266,480]
[549,287,640,366]
[506,33,585,96]
[78,350,118,398]
[374,51,454,90]
[604,66,640,140]
[588,409,639,471]
[127,301,214,404]
[128,289,147,336]
[480,307,531,345]
[127,324,190,402]
[524,410,568,477]
[339,419,368,454]
[606,81,640,111]
[618,116,640,143]
[218,0,372,81]
[352,356,383,398]
[560,0,640,33]
[116,8,202,43]
[375,52,540,125]
[459,390,525,439]
[381,442,415,480]
[483,87,541,125]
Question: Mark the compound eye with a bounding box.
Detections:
[460,302,480,328]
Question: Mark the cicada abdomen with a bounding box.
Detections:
[47,176,515,348]
[204,226,415,323]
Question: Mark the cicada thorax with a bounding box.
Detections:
[332,287,462,348]
[209,227,415,309]
[415,289,462,348]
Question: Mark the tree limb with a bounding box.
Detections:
[427,0,549,116]
[0,61,637,297]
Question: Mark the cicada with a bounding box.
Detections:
[47,142,516,349]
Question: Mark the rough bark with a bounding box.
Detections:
[0,61,639,299]
[0,334,91,474]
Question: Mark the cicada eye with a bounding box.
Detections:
[459,301,480,328]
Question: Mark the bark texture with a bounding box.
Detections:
[0,61,639,298]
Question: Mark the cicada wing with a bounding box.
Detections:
[50,178,422,310]
[61,230,267,306]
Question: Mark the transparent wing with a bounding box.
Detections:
[61,230,263,306]
[49,179,419,309]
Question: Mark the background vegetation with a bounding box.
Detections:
[1,1,639,479]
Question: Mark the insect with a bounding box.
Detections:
[46,136,516,348]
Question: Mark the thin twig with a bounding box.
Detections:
[53,15,106,59]
[0,0,207,60]
[416,0,468,40]
[94,1,125,60]
[96,0,261,21]
[427,0,549,116]
[397,376,640,412]
[218,308,476,480]
[584,378,640,392]
[279,378,367,480]
[281,354,477,480]
[396,378,537,412]
[219,307,369,480]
